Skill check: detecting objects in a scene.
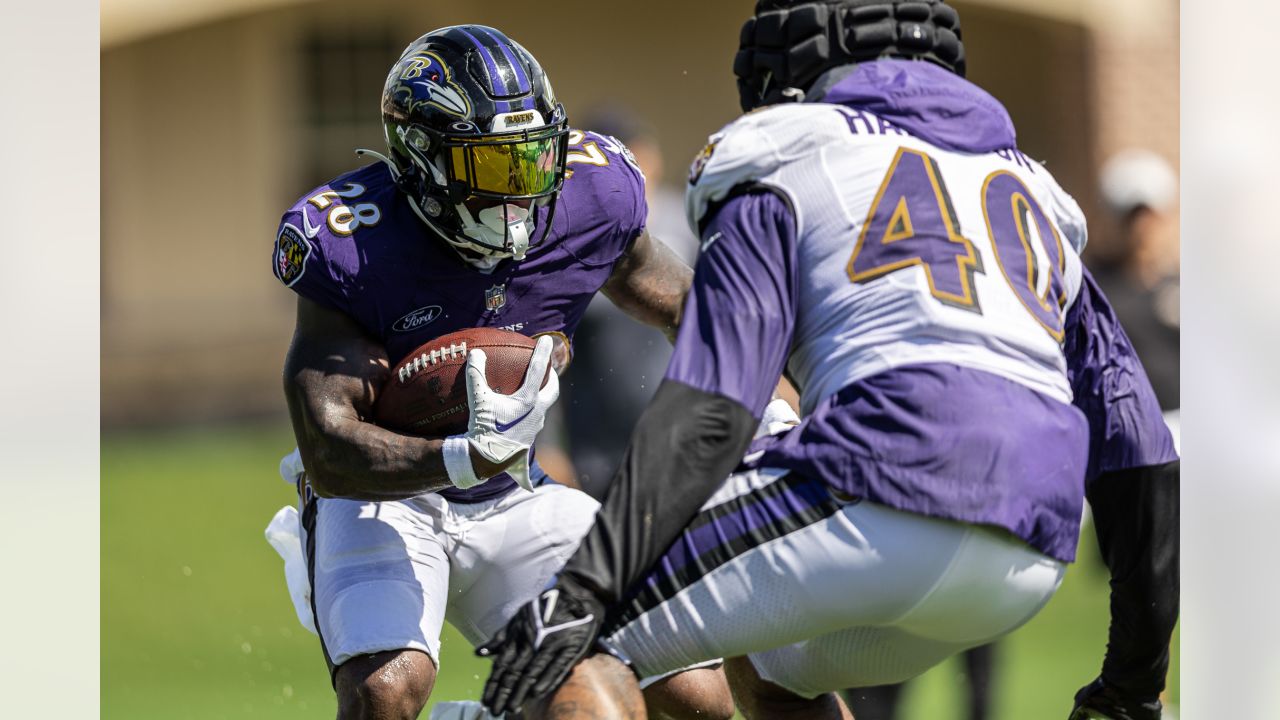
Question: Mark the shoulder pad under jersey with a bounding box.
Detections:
[556,129,649,267]
[685,104,849,229]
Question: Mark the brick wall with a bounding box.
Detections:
[1084,0,1180,260]
[1089,1,1179,168]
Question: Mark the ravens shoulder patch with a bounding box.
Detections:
[274,223,312,287]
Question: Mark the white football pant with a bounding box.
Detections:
[603,467,1066,698]
[270,448,594,673]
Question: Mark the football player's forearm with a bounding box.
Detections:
[608,270,690,343]
[301,415,454,500]
[603,231,693,343]
[284,372,453,500]
[1088,460,1180,699]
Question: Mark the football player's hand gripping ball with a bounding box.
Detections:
[476,573,605,716]
[463,335,559,490]
[1069,676,1162,720]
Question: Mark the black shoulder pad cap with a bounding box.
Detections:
[735,0,966,111]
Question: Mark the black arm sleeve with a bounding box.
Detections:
[561,189,797,605]
[561,380,758,605]
[1087,459,1180,700]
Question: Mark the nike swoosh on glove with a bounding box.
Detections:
[463,335,560,490]
[1069,677,1163,720]
[476,573,606,717]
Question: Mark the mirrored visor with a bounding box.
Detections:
[449,132,563,196]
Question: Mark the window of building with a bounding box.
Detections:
[300,26,400,186]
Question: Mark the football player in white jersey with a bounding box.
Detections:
[478,2,1179,719]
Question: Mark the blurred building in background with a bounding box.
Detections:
[101,0,1179,427]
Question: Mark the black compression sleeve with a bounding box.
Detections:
[562,380,759,605]
[1087,459,1180,700]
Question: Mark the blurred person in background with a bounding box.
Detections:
[1061,150,1182,720]
[554,107,700,497]
[1094,150,1179,411]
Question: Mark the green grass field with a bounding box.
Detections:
[103,420,1178,719]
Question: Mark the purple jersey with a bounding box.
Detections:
[273,131,647,502]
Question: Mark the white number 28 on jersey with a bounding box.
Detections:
[307,183,382,236]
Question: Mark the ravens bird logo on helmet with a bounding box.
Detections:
[361,25,570,267]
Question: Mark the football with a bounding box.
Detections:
[374,327,541,437]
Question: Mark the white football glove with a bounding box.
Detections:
[462,335,560,491]
[755,397,801,439]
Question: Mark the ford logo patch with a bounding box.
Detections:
[392,305,443,333]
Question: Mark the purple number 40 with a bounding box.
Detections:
[847,148,1067,340]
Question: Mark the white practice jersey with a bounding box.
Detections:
[687,103,1087,414]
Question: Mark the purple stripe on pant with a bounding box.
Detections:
[648,473,835,583]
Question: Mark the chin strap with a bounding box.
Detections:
[460,203,532,261]
[355,147,397,175]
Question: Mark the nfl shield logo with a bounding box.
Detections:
[484,284,507,311]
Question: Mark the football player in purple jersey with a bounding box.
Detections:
[270,26,734,720]
[479,3,1179,720]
